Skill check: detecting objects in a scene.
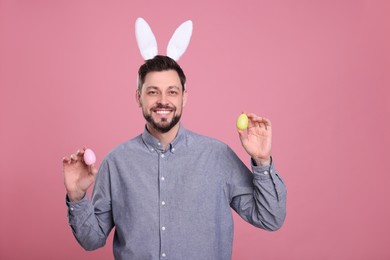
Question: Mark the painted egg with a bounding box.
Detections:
[83,148,96,165]
[236,113,249,130]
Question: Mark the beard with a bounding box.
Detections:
[143,104,182,134]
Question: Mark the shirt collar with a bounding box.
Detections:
[141,123,186,153]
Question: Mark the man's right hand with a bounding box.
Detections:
[62,148,98,202]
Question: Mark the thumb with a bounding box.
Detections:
[237,129,246,144]
[89,164,99,177]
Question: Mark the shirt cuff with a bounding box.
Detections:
[65,193,89,214]
[66,193,94,228]
[251,156,275,180]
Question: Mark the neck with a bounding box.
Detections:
[146,123,180,150]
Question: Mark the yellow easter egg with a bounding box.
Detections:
[236,113,249,130]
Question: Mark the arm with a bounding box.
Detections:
[229,114,287,230]
[226,148,286,231]
[63,149,114,250]
[229,155,286,231]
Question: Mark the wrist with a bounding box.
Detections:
[67,191,85,202]
[253,157,271,166]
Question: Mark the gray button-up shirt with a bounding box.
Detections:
[66,125,287,260]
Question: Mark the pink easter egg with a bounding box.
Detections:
[83,148,96,165]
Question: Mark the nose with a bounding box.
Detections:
[157,93,169,105]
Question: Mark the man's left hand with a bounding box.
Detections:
[238,113,272,166]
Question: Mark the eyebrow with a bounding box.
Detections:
[167,86,180,91]
[144,86,181,91]
[145,86,159,90]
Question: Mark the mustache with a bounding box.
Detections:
[152,104,175,110]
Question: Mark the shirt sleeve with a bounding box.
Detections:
[226,147,287,231]
[66,158,114,250]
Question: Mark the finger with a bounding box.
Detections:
[258,117,271,130]
[62,157,71,165]
[89,164,99,176]
[248,116,271,129]
[246,113,259,120]
[237,129,246,143]
[259,117,271,126]
[76,149,86,162]
[248,114,267,123]
[247,116,262,130]
[70,153,78,162]
[247,113,263,127]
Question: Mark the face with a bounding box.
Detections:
[136,70,187,134]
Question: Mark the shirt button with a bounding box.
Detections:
[264,171,269,175]
[158,142,161,146]
[162,226,166,231]
[162,253,166,257]
[70,207,74,211]
[171,148,175,152]
[151,148,154,152]
[161,154,165,158]
[161,177,165,181]
[161,201,166,205]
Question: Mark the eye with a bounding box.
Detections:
[147,90,158,95]
[168,90,179,96]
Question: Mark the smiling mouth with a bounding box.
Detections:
[152,108,175,118]
[155,110,172,115]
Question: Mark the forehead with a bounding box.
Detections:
[143,70,181,88]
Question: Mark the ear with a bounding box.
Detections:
[135,89,141,107]
[135,17,158,60]
[167,20,193,61]
[182,90,188,108]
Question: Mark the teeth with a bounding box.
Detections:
[156,110,170,115]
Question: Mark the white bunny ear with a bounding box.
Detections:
[135,17,158,60]
[167,20,193,61]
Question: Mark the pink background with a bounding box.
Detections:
[1,0,389,259]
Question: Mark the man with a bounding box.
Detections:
[63,55,287,260]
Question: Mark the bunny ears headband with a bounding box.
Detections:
[135,17,193,61]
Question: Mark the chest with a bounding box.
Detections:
[109,148,227,214]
